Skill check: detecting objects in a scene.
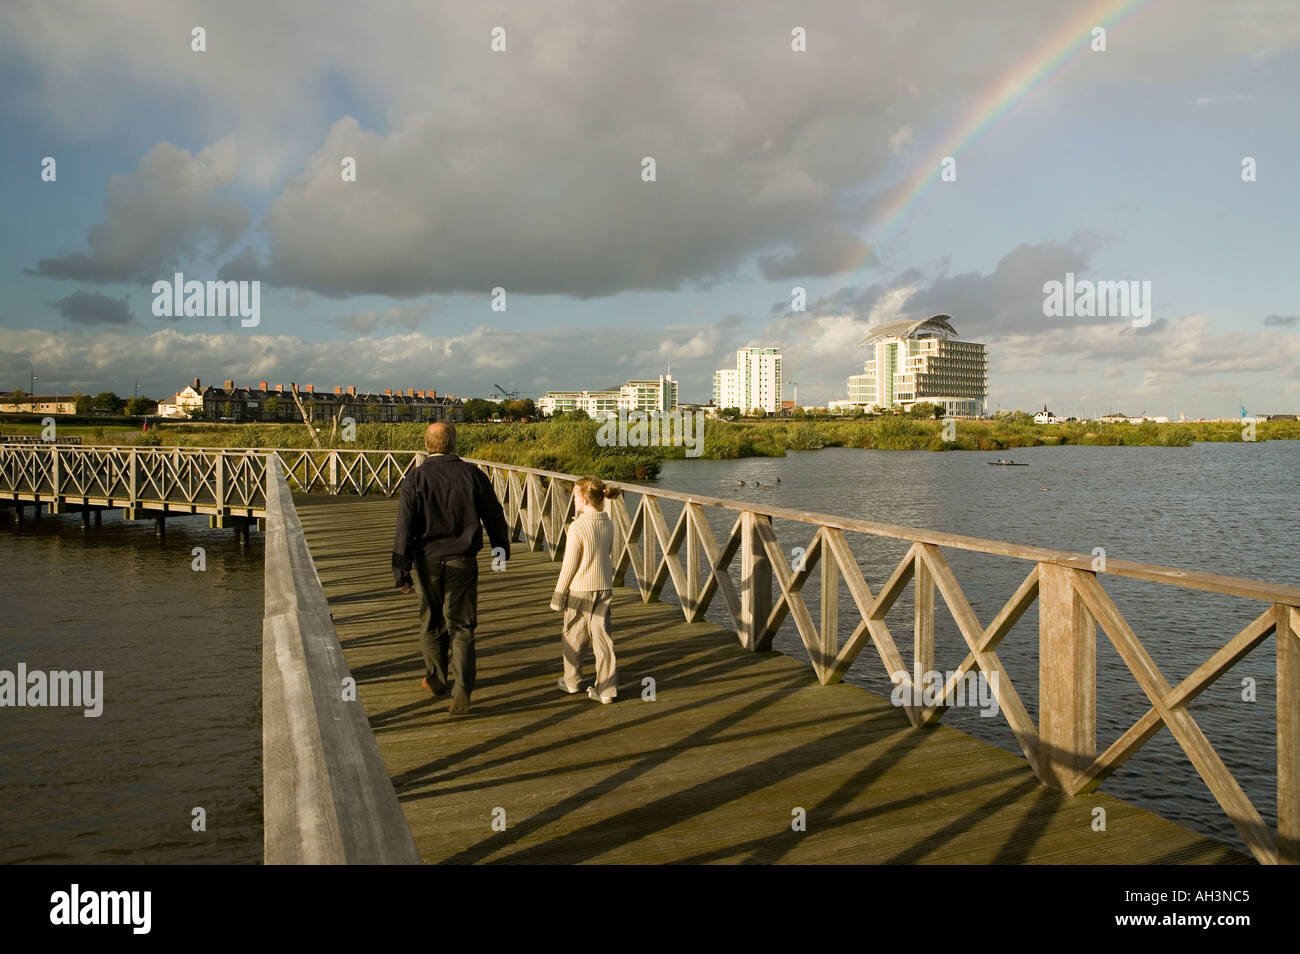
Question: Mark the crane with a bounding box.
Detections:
[494,384,520,401]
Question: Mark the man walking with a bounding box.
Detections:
[393,422,510,715]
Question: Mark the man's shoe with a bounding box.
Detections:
[449,692,470,715]
[421,676,448,696]
[557,677,580,695]
[587,686,613,705]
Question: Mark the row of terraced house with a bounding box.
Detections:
[159,379,463,423]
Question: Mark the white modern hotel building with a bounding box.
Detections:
[835,315,988,417]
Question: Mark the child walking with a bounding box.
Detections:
[550,475,620,704]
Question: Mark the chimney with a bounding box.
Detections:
[416,389,425,398]
[275,384,283,392]
[193,377,201,389]
[305,384,314,394]
[224,379,235,390]
[406,388,414,397]
[259,380,268,391]
[384,388,392,396]
[428,389,436,400]
[347,385,356,396]
[334,386,343,395]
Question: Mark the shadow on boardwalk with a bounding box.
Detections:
[295,495,1246,865]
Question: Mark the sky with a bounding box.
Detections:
[1,0,1297,418]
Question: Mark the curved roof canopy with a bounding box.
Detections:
[861,314,957,346]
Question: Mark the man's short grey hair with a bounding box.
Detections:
[425,422,456,454]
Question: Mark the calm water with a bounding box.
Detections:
[0,509,263,863]
[644,441,1300,856]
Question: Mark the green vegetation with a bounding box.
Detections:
[4,415,1295,479]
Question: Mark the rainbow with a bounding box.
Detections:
[856,0,1154,260]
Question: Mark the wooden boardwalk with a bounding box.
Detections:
[295,495,1247,864]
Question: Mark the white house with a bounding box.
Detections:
[1033,405,1059,424]
[157,379,206,418]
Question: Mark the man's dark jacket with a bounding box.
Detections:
[392,454,511,586]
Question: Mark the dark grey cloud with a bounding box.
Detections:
[49,290,133,326]
[1264,314,1298,327]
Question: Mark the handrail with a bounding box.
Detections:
[261,454,420,864]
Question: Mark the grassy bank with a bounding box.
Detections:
[5,416,1295,480]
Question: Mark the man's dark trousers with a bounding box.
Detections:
[413,552,479,696]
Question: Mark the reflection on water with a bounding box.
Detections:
[647,441,1300,856]
[0,508,262,864]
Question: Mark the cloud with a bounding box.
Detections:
[30,139,248,283]
[1264,314,1298,327]
[0,316,756,403]
[889,125,914,154]
[329,300,437,334]
[48,291,134,326]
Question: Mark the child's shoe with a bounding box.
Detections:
[557,677,580,695]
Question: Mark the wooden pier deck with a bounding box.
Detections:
[296,495,1247,864]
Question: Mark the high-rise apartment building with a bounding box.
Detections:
[713,348,782,414]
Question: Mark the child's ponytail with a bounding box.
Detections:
[575,475,619,510]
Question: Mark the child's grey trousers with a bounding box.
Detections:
[560,589,617,699]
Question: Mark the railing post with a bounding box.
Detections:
[1037,562,1097,790]
[685,505,700,621]
[820,535,839,679]
[914,552,935,694]
[128,447,138,506]
[641,497,654,601]
[328,451,338,494]
[1279,603,1300,864]
[51,446,61,514]
[214,451,225,522]
[740,511,772,651]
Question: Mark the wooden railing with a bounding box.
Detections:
[474,458,1300,867]
[0,443,268,518]
[5,444,1297,864]
[261,455,420,864]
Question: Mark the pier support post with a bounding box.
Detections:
[94,509,102,525]
[1037,563,1097,791]
[155,516,166,537]
[740,511,772,652]
[82,508,90,528]
[1279,603,1300,864]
